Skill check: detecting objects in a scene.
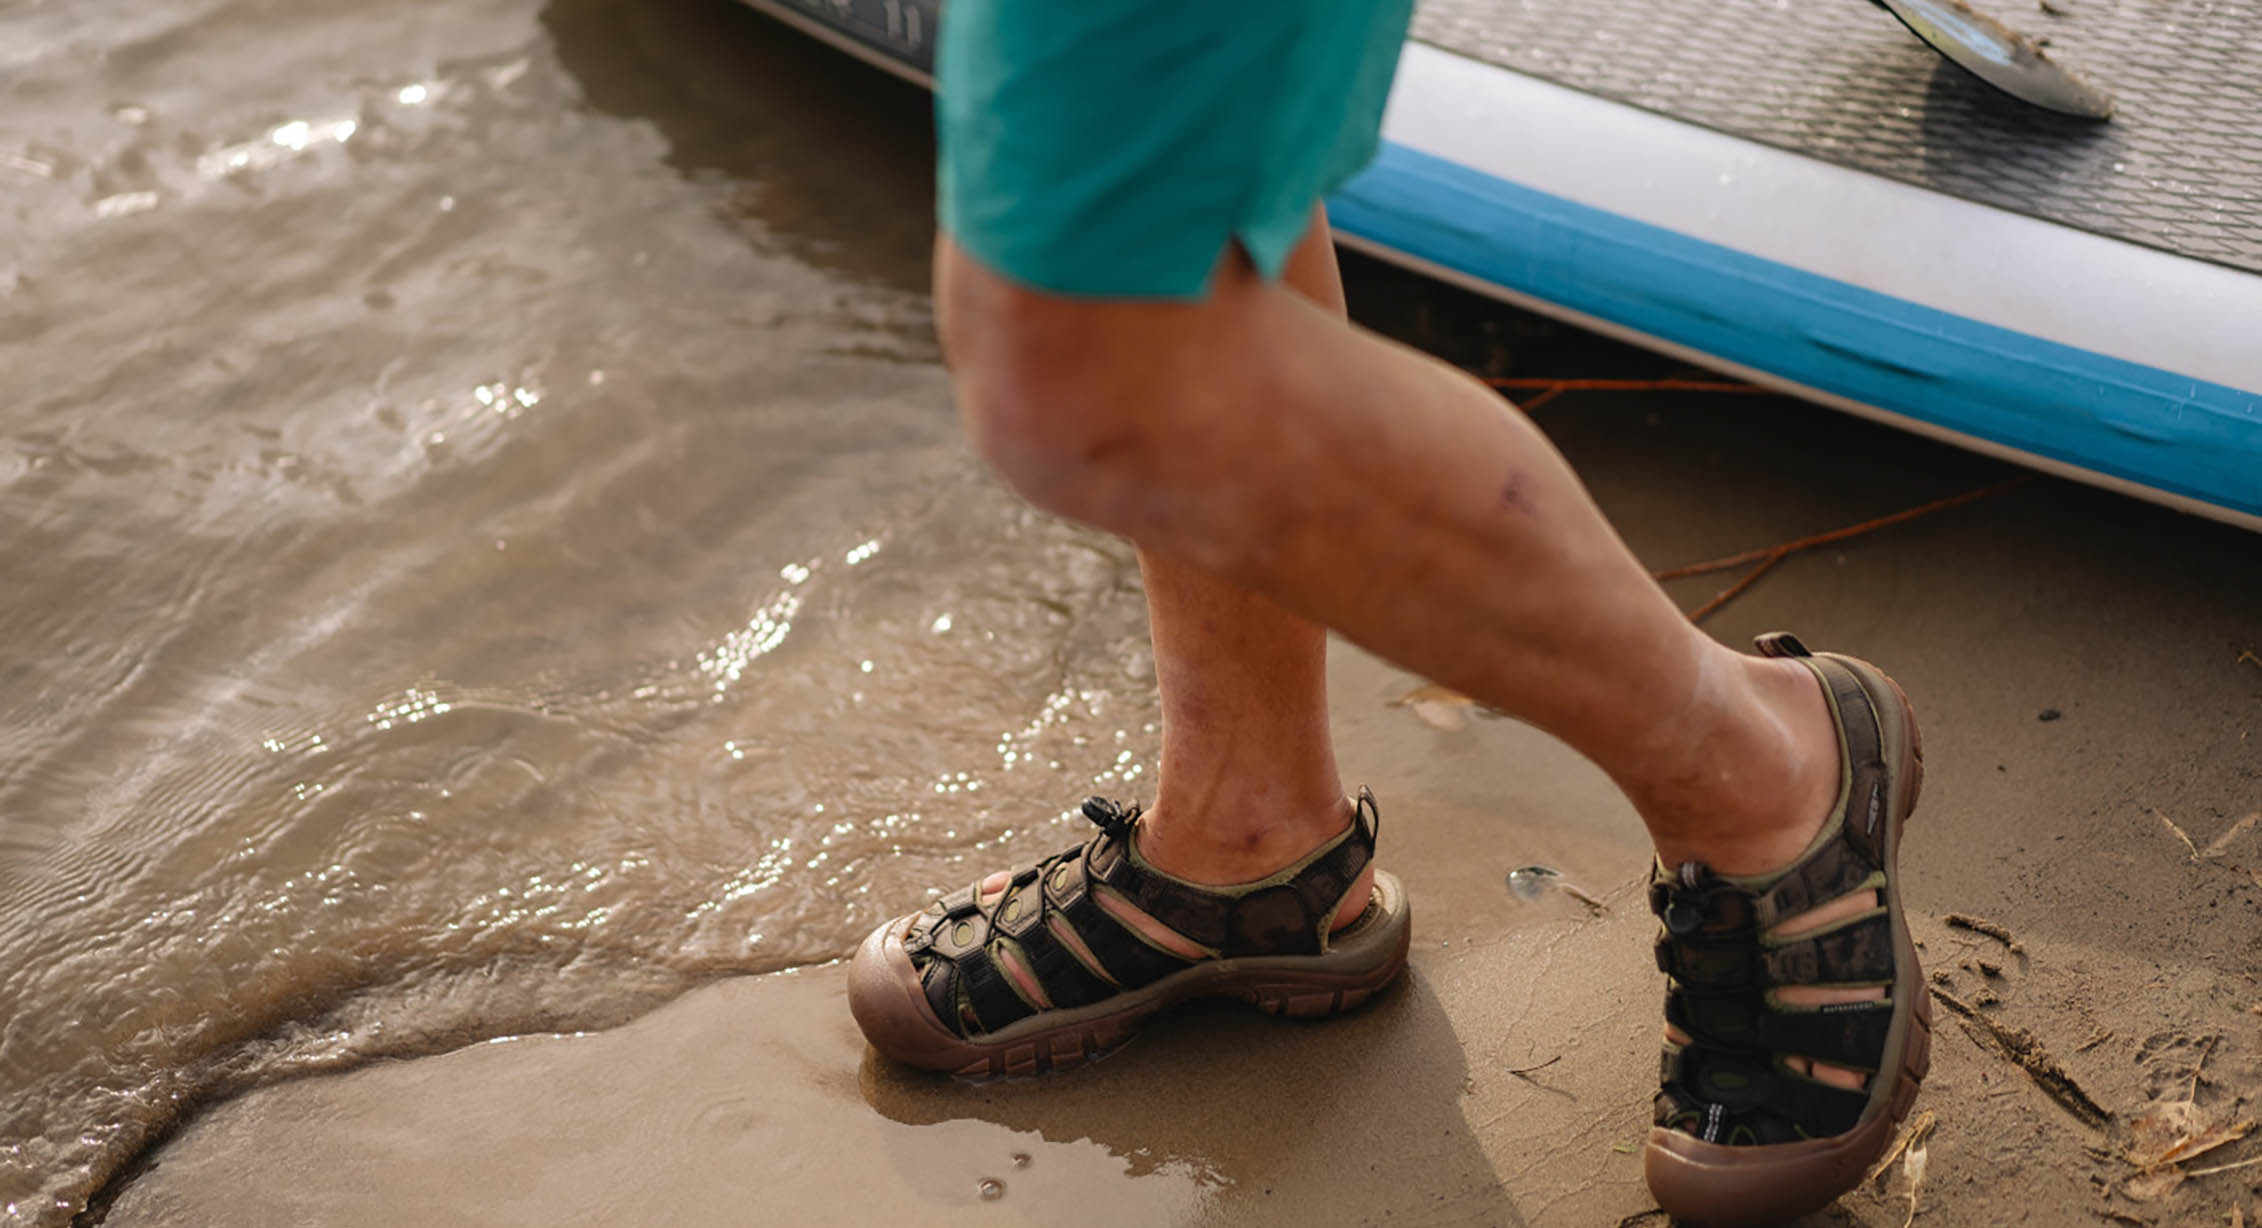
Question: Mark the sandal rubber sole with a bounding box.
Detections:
[849,869,1412,1079]
[1643,656,1932,1228]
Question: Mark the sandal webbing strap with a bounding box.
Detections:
[1760,1003,1895,1072]
[1762,914,1896,985]
[1098,790,1377,957]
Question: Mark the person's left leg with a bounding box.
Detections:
[1006,219,1370,923]
[1131,547,1367,924]
[847,217,1408,1079]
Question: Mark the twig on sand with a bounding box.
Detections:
[1650,480,2027,623]
[1944,913,2021,950]
[1505,1055,1562,1078]
[2185,1152,2262,1180]
[1557,881,1611,915]
[1945,912,2026,958]
[1486,377,1773,394]
[1932,987,2112,1128]
[2151,808,2201,861]
[2203,810,2262,859]
[1484,377,1777,419]
[2237,649,2262,671]
[1613,1210,1669,1228]
[2077,1029,2116,1053]
[1652,481,2023,580]
[2188,1034,2218,1098]
[1482,372,2027,624]
[1684,553,1787,624]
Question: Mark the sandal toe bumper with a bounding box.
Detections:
[847,917,982,1072]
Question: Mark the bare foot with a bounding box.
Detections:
[1655,657,1881,1090]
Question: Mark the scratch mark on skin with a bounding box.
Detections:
[1498,473,1533,514]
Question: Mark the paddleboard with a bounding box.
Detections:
[744,0,2262,529]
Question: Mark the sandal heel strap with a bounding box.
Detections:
[1099,789,1380,958]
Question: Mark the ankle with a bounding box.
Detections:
[1136,792,1355,886]
[1638,654,1842,877]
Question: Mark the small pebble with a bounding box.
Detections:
[2038,708,2062,722]
[1010,1153,1031,1169]
[978,1179,1005,1201]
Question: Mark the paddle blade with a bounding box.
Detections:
[1875,0,2115,119]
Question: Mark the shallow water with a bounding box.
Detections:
[0,1,1178,1220]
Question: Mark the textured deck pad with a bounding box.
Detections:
[1411,0,2262,274]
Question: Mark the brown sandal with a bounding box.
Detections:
[1642,633,1932,1227]
[847,790,1411,1078]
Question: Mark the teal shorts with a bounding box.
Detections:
[936,0,1415,300]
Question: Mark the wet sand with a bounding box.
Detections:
[102,413,2262,1226]
[8,0,2261,1223]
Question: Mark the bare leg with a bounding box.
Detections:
[940,223,1838,874]
[941,217,1876,1079]
[982,220,1372,930]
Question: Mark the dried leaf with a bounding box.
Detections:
[2124,1167,2185,1201]
[2126,1098,2252,1170]
[1390,682,1472,707]
[1870,1110,1936,1191]
[2161,1119,2251,1167]
[1902,1137,1929,1228]
[2127,1098,2207,1164]
[1390,684,1476,731]
[1409,700,1469,731]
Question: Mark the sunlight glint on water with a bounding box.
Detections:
[0,0,1167,1221]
